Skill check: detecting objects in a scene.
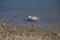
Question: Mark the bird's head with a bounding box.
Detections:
[28,15,31,18]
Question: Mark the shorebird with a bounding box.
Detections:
[28,15,39,21]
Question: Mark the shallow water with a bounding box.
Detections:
[0,0,60,30]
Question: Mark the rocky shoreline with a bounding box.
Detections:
[0,23,60,40]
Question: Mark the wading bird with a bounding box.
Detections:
[24,15,39,23]
[28,15,39,21]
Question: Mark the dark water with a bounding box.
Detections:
[0,0,60,30]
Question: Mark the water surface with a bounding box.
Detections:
[0,0,60,30]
